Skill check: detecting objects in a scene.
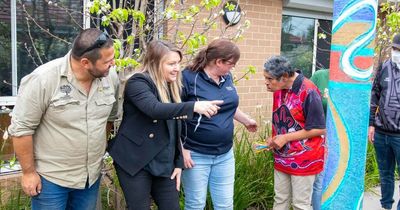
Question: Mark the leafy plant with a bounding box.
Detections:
[233,126,274,210]
[0,185,30,210]
[364,143,380,190]
[376,1,400,63]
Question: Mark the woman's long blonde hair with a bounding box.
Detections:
[141,40,183,103]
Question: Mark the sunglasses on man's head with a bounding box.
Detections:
[77,32,110,57]
[392,46,400,52]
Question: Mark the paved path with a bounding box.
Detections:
[363,181,399,210]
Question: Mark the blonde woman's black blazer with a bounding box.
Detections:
[108,73,195,177]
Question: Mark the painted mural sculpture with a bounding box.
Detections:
[322,0,377,209]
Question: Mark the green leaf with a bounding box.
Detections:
[89,0,100,14]
[247,65,257,74]
[225,2,235,11]
[113,39,122,58]
[9,155,16,167]
[132,11,146,28]
[101,15,110,27]
[201,0,222,10]
[133,48,141,58]
[115,58,141,68]
[110,8,129,23]
[189,5,200,14]
[127,35,134,45]
[164,8,177,19]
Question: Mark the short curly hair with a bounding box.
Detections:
[263,55,295,79]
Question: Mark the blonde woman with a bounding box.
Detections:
[108,40,222,210]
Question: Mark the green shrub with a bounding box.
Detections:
[0,185,30,210]
[364,143,380,190]
[233,127,274,210]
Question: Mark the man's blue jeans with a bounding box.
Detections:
[31,176,101,210]
[182,148,235,210]
[374,131,400,210]
[312,169,324,210]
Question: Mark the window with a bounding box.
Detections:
[0,0,83,174]
[281,15,332,78]
[0,1,12,97]
[0,0,83,99]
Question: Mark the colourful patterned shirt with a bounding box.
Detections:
[272,74,325,176]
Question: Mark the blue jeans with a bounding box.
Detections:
[311,170,324,210]
[182,148,235,210]
[374,131,400,210]
[31,176,101,210]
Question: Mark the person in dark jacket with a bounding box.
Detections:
[108,40,222,210]
[368,34,400,210]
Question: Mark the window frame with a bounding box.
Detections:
[0,0,91,175]
[0,0,90,106]
[282,7,333,77]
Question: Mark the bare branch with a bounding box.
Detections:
[51,2,84,29]
[26,18,44,65]
[24,43,40,67]
[22,4,71,45]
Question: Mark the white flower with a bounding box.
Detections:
[86,1,94,8]
[101,6,108,13]
[165,11,173,19]
[3,128,8,140]
[263,120,271,125]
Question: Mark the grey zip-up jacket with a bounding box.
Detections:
[369,59,400,135]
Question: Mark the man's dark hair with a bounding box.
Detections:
[263,55,295,79]
[71,28,114,63]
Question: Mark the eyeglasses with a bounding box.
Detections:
[77,32,110,57]
[224,60,236,66]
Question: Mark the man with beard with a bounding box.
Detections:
[8,28,118,210]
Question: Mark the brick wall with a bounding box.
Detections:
[235,0,282,121]
[170,0,283,122]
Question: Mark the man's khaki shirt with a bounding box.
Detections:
[9,53,119,189]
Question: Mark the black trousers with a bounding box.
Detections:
[115,164,180,210]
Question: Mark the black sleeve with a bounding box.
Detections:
[304,89,326,130]
[181,77,189,102]
[174,140,184,169]
[369,63,383,126]
[125,74,195,120]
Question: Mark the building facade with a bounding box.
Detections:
[0,0,333,172]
